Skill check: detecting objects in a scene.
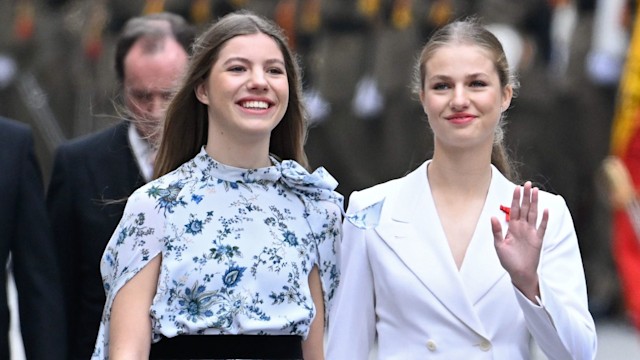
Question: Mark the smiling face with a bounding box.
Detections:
[195,32,289,148]
[420,43,512,153]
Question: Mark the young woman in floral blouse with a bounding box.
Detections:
[92,11,343,360]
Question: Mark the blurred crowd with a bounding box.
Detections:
[0,0,634,345]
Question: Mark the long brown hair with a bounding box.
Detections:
[154,10,309,178]
[413,17,520,181]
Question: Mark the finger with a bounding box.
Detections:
[537,208,549,240]
[510,185,521,220]
[491,216,503,244]
[520,181,532,220]
[528,186,539,225]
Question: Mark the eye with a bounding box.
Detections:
[130,91,152,103]
[431,82,450,90]
[267,66,285,75]
[227,65,246,72]
[469,80,487,87]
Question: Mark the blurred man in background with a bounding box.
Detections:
[46,12,194,359]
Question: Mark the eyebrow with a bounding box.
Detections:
[427,72,489,81]
[222,57,285,67]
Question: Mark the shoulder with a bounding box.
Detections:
[0,119,34,174]
[0,119,35,189]
[0,117,32,145]
[537,188,569,212]
[493,170,569,210]
[133,165,191,198]
[0,116,30,133]
[122,178,170,216]
[134,169,180,193]
[124,166,196,221]
[348,181,394,212]
[348,163,426,212]
[55,122,129,157]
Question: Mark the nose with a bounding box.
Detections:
[450,86,469,110]
[149,97,164,117]
[247,70,268,91]
[143,95,168,120]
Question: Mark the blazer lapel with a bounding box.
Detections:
[460,167,515,305]
[373,162,488,337]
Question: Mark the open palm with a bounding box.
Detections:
[491,181,549,301]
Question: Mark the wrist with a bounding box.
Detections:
[511,273,540,303]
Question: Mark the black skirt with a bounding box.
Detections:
[149,334,303,359]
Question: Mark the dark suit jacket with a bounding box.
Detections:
[0,117,66,360]
[46,121,146,359]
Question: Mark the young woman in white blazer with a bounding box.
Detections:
[327,18,597,360]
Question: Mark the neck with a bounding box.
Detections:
[428,147,493,196]
[205,133,272,169]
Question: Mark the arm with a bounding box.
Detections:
[109,255,161,360]
[302,266,324,360]
[93,182,166,358]
[12,129,67,360]
[491,182,597,360]
[525,194,597,360]
[305,194,342,358]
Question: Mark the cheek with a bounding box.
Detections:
[282,87,290,106]
[125,98,145,116]
[277,80,290,99]
[423,97,443,117]
[275,82,290,112]
[481,93,502,111]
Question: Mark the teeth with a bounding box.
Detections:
[241,101,269,109]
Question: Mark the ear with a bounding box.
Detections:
[501,85,513,112]
[195,82,210,105]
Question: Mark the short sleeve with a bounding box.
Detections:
[312,197,343,323]
[91,185,166,359]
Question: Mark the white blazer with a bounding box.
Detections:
[327,161,597,360]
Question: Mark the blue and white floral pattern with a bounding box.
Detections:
[91,147,343,359]
[345,198,385,229]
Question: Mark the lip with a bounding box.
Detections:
[445,112,476,125]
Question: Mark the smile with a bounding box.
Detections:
[446,113,476,124]
[240,100,270,110]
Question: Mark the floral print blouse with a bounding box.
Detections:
[91,147,343,359]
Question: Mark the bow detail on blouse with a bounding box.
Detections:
[278,158,385,229]
[278,160,343,208]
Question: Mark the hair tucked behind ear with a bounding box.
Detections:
[154,10,309,179]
